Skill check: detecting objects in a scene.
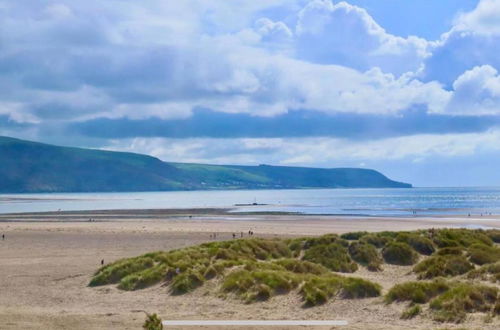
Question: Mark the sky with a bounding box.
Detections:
[1,0,500,187]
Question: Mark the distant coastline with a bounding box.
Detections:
[0,136,411,193]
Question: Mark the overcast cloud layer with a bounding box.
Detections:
[1,0,500,186]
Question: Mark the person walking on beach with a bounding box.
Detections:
[2,234,4,240]
[101,259,104,265]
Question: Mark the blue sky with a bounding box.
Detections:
[1,0,500,187]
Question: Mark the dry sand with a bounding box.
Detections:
[0,209,499,329]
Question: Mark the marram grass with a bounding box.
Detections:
[90,228,500,318]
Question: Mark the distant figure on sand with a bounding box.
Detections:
[101,259,104,265]
[232,233,236,239]
[2,234,4,240]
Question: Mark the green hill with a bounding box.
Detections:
[0,136,411,193]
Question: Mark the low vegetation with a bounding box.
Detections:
[143,313,163,330]
[382,242,419,265]
[413,255,474,279]
[302,242,358,273]
[467,262,500,283]
[385,280,450,304]
[401,304,421,320]
[348,242,383,271]
[90,228,500,323]
[467,243,500,265]
[386,280,500,323]
[429,283,498,322]
[396,233,435,255]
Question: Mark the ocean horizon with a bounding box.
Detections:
[1,186,500,216]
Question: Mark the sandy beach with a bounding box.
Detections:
[0,209,499,329]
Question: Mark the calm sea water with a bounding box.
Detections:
[1,187,500,216]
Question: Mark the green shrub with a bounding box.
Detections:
[413,255,473,279]
[286,238,306,257]
[382,242,419,265]
[252,270,300,293]
[348,242,382,271]
[467,244,500,265]
[396,233,435,255]
[377,231,399,239]
[245,284,272,302]
[433,229,493,248]
[360,234,390,248]
[435,247,464,256]
[222,269,300,302]
[300,275,344,306]
[429,283,498,323]
[340,231,368,240]
[89,256,155,286]
[221,269,255,294]
[143,313,163,330]
[119,264,168,290]
[170,270,205,294]
[273,258,328,275]
[386,280,450,304]
[303,243,358,272]
[341,277,382,298]
[485,229,500,243]
[401,305,421,320]
[302,234,348,249]
[467,262,500,282]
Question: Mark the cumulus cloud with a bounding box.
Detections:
[444,65,500,115]
[294,0,429,75]
[423,0,500,85]
[454,0,500,35]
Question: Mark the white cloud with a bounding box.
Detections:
[444,65,500,115]
[422,0,500,84]
[294,0,429,75]
[454,0,500,36]
[103,129,500,165]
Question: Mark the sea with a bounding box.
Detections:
[1,187,500,216]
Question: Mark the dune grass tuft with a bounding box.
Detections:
[467,243,500,265]
[467,261,500,283]
[382,242,419,266]
[348,242,383,271]
[171,270,205,295]
[360,234,390,248]
[273,258,328,275]
[401,304,421,320]
[300,275,344,306]
[385,280,450,304]
[429,283,498,323]
[396,233,435,255]
[435,247,464,256]
[89,256,155,286]
[341,277,382,298]
[432,229,493,248]
[413,255,474,279]
[485,229,500,243]
[303,242,358,273]
[340,231,368,240]
[118,264,169,290]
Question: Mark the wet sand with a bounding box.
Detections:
[0,209,499,329]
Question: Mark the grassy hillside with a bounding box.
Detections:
[0,136,411,193]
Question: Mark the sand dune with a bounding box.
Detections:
[0,210,499,329]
